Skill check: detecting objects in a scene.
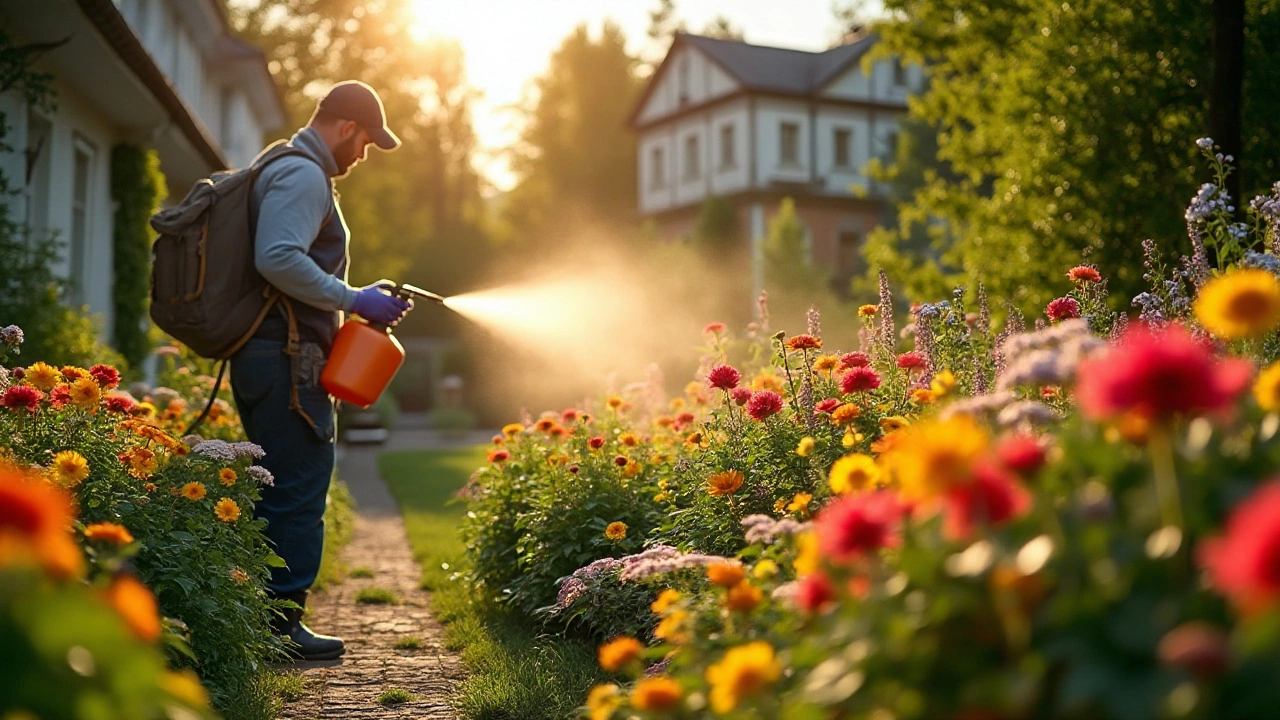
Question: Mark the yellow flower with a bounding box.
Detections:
[911,388,936,404]
[796,436,815,456]
[214,498,240,523]
[622,459,642,478]
[750,373,785,393]
[104,574,161,642]
[841,429,860,448]
[1255,361,1280,411]
[787,492,812,514]
[181,482,207,501]
[705,642,783,713]
[50,450,89,487]
[230,567,250,584]
[125,447,159,480]
[586,684,621,720]
[83,522,134,545]
[631,676,683,710]
[752,559,779,580]
[605,521,627,541]
[885,416,989,500]
[68,377,101,410]
[159,669,209,709]
[598,635,643,672]
[618,432,639,447]
[858,304,879,318]
[24,362,60,391]
[685,380,704,397]
[831,403,860,426]
[60,365,88,381]
[930,369,957,398]
[219,468,237,487]
[652,589,680,614]
[1195,268,1280,339]
[706,560,746,588]
[724,580,763,613]
[502,423,524,436]
[813,355,839,373]
[828,453,879,495]
[793,530,820,577]
[606,396,624,409]
[707,470,744,496]
[669,397,686,410]
[879,416,910,433]
[654,609,689,643]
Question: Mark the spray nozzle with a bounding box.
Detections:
[394,283,446,304]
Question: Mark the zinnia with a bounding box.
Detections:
[815,398,841,414]
[706,364,741,391]
[89,364,121,389]
[896,352,926,370]
[815,491,903,563]
[68,377,101,410]
[745,391,783,420]
[104,394,135,414]
[784,334,821,351]
[858,304,878,318]
[1045,296,1081,322]
[1197,481,1280,612]
[24,362,60,391]
[487,449,510,463]
[1068,265,1102,283]
[828,453,880,495]
[1194,268,1280,340]
[830,403,860,426]
[1076,323,1251,422]
[730,387,753,406]
[725,581,763,612]
[181,482,207,501]
[598,636,643,672]
[707,470,744,496]
[51,450,89,487]
[841,367,881,393]
[996,434,1048,476]
[586,684,620,720]
[2,385,42,411]
[794,572,838,614]
[706,560,746,588]
[219,468,237,486]
[705,642,782,713]
[214,498,240,523]
[840,352,870,369]
[605,521,627,540]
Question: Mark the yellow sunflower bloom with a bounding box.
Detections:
[1194,268,1280,339]
[828,453,879,495]
[885,415,989,500]
[50,450,89,487]
[705,642,783,713]
[24,362,61,391]
[214,498,240,523]
[1256,362,1280,411]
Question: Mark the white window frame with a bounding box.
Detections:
[69,134,97,306]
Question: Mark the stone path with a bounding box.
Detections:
[277,429,487,719]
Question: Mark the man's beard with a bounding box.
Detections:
[334,134,363,177]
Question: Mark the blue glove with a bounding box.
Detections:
[351,280,411,325]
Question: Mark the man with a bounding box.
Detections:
[231,81,410,661]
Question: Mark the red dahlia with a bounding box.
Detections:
[942,462,1031,540]
[841,367,882,394]
[706,364,742,391]
[815,398,841,414]
[1067,265,1102,283]
[104,395,136,414]
[995,434,1048,477]
[89,364,121,389]
[1045,296,1081,322]
[730,388,753,406]
[795,572,837,613]
[896,351,926,370]
[1,385,42,412]
[745,391,784,421]
[839,352,870,369]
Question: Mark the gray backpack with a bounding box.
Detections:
[149,140,319,359]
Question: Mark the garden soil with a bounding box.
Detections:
[278,431,466,719]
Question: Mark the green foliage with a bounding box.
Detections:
[110,144,167,370]
[354,587,400,605]
[865,0,1280,311]
[392,635,423,650]
[376,688,415,705]
[690,194,740,254]
[349,565,374,579]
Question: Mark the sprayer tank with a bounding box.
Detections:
[321,321,405,408]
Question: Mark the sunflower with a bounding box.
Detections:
[50,450,90,487]
[68,377,101,410]
[214,498,240,523]
[24,362,61,391]
[828,454,879,495]
[1194,268,1280,340]
[181,482,207,501]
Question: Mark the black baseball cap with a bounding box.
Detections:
[317,80,401,151]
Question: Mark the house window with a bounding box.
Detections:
[679,58,689,105]
[719,124,735,169]
[69,136,96,305]
[834,128,852,168]
[684,135,700,180]
[651,146,666,189]
[780,122,800,166]
[24,109,52,236]
[892,57,907,86]
[837,230,861,280]
[884,130,899,160]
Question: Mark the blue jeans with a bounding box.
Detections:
[230,338,335,596]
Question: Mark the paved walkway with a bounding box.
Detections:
[277,428,489,719]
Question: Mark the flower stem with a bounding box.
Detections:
[1148,425,1184,531]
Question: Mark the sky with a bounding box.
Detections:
[406,0,884,193]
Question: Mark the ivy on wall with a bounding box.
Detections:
[110,144,166,369]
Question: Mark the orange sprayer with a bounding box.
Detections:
[321,283,445,408]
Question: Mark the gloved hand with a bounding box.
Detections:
[351,280,412,325]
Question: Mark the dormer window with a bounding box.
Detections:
[678,58,689,105]
[651,146,666,189]
[892,57,907,86]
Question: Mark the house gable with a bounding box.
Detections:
[632,40,741,128]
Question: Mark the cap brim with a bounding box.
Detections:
[368,126,401,151]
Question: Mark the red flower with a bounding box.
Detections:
[562,408,579,423]
[896,352,926,370]
[730,387,753,406]
[1197,481,1280,612]
[839,352,870,369]
[1,385,42,412]
[1157,622,1230,679]
[785,334,822,351]
[589,436,606,450]
[104,395,136,414]
[707,364,742,391]
[673,411,696,431]
[89,364,121,389]
[795,573,837,613]
[1077,323,1251,422]
[613,455,629,467]
[1067,265,1102,283]
[704,322,726,335]
[1045,296,1081,322]
[9,367,22,379]
[487,449,510,463]
[942,462,1031,540]
[996,434,1047,477]
[815,398,841,414]
[815,491,903,564]
[841,367,881,394]
[745,391,784,421]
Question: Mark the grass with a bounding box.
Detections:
[376,688,416,705]
[313,478,356,591]
[380,446,608,720]
[354,586,400,605]
[349,565,375,578]
[393,635,424,650]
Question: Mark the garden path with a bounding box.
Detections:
[277,427,471,719]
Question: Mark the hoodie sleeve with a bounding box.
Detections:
[252,157,360,312]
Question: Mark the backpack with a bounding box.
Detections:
[149,140,321,360]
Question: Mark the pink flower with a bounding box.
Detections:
[1,385,42,412]
[995,434,1048,477]
[795,572,837,613]
[89,364,121,389]
[707,364,742,391]
[815,398,841,414]
[745,391,784,421]
[704,322,726,335]
[840,367,881,394]
[815,491,904,564]
[942,462,1031,540]
[896,352,926,370]
[104,395,136,414]
[730,388,753,406]
[1197,481,1280,612]
[839,352,870,369]
[1045,296,1081,322]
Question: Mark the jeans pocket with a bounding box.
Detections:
[295,383,335,443]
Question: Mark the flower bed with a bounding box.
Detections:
[462,141,1280,717]
[0,337,284,716]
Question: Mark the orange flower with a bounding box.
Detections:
[24,362,61,391]
[651,589,680,614]
[60,366,88,381]
[598,636,644,672]
[68,377,101,410]
[630,676,683,710]
[706,560,746,588]
[219,468,237,487]
[654,609,689,644]
[83,522,134,545]
[618,432,640,447]
[0,465,84,578]
[50,450,90,487]
[858,304,879,318]
[606,396,624,409]
[104,574,161,642]
[707,470,744,496]
[181,482,207,501]
[214,498,240,523]
[784,334,822,351]
[605,521,627,541]
[831,403,860,426]
[813,355,839,373]
[725,581,763,613]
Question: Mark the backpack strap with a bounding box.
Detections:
[183,358,229,435]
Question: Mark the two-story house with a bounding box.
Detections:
[0,0,283,335]
[630,32,922,294]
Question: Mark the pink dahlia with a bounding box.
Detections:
[89,364,121,389]
[707,364,742,391]
[1045,296,1081,322]
[896,352,926,370]
[1,385,42,412]
[839,352,870,370]
[815,398,841,414]
[745,391,784,421]
[730,388,753,406]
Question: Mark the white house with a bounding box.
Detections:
[631,32,923,294]
[0,0,283,334]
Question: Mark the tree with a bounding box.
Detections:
[866,0,1280,311]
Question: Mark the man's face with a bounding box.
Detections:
[333,122,373,178]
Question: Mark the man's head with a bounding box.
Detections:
[307,81,400,177]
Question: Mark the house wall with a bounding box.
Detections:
[752,96,812,188]
[634,44,740,127]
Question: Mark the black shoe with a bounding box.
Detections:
[272,590,345,661]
